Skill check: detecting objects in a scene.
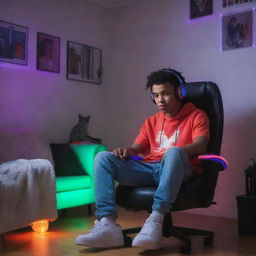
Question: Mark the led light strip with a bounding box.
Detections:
[198,154,228,170]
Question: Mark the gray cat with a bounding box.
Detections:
[69,115,102,144]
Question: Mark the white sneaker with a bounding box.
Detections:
[132,215,163,250]
[75,217,124,248]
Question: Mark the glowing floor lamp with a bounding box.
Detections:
[31,220,49,233]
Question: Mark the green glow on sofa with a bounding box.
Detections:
[56,176,92,192]
[52,144,107,210]
[56,188,95,209]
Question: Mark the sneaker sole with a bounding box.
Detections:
[132,240,162,250]
[76,239,124,248]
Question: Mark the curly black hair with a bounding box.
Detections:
[145,68,186,91]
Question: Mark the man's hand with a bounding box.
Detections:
[112,144,142,159]
[112,147,135,159]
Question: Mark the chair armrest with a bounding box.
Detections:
[198,154,228,171]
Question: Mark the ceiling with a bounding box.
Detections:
[86,0,137,8]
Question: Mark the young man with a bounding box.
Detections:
[76,68,210,250]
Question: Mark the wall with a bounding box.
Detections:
[1,0,256,219]
[103,0,256,219]
[0,0,111,143]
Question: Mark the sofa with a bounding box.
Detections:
[0,128,107,238]
[50,143,107,210]
[0,158,57,235]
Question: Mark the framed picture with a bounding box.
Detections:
[37,33,60,73]
[223,0,253,8]
[190,0,213,19]
[0,20,28,65]
[221,10,253,51]
[67,41,102,84]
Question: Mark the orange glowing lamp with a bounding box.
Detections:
[31,219,49,233]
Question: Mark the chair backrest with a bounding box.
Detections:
[184,82,224,155]
[174,82,224,210]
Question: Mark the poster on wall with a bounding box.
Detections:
[221,10,253,51]
[190,0,213,19]
[223,0,254,8]
[0,20,28,65]
[67,41,102,84]
[37,33,60,73]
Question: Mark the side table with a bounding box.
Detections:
[236,195,256,235]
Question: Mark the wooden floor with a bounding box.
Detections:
[1,207,256,256]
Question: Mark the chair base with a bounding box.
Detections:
[122,212,214,254]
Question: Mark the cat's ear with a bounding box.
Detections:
[78,114,83,121]
[79,114,90,122]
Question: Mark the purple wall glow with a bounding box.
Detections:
[0,0,110,143]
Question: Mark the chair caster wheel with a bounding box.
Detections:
[180,244,191,254]
[204,236,214,247]
[124,236,132,246]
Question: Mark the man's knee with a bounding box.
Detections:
[94,151,114,165]
[165,147,184,158]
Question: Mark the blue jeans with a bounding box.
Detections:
[94,147,192,219]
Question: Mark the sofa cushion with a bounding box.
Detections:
[0,128,54,165]
[56,175,92,192]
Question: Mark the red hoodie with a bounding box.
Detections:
[134,102,210,175]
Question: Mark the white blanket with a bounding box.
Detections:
[0,159,57,234]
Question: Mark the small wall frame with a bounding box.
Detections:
[221,9,253,51]
[190,0,213,19]
[67,41,102,84]
[37,32,60,73]
[223,0,254,8]
[0,20,28,65]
